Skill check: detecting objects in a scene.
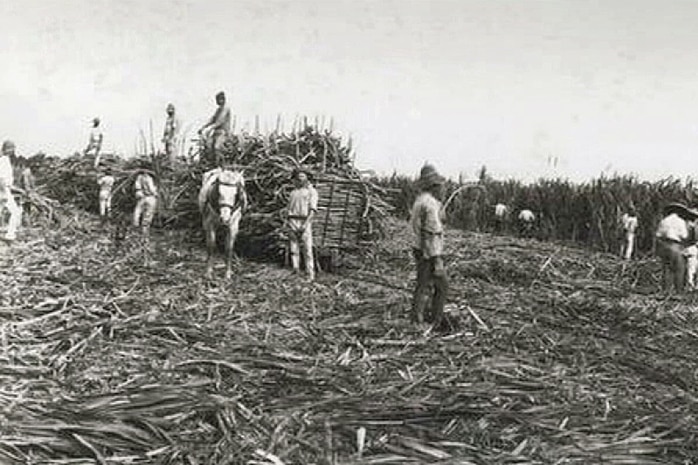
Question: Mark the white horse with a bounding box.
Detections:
[198,168,247,279]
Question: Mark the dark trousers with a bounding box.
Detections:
[656,239,686,292]
[412,249,449,324]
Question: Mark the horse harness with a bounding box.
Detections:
[205,176,244,223]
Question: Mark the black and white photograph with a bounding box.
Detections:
[2,1,698,463]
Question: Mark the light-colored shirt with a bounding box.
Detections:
[135,173,157,198]
[210,105,231,134]
[655,213,689,243]
[88,129,102,147]
[622,213,638,234]
[163,115,179,141]
[494,203,508,218]
[0,155,13,191]
[98,175,115,194]
[519,209,535,222]
[288,184,318,219]
[410,192,444,258]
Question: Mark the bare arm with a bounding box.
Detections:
[200,108,222,132]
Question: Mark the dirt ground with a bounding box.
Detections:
[2,212,698,464]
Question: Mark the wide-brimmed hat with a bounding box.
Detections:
[664,202,698,220]
[418,164,445,188]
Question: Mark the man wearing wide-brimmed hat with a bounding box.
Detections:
[0,140,21,241]
[410,163,449,326]
[655,202,698,293]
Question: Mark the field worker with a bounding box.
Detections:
[0,141,21,241]
[684,242,698,290]
[97,168,115,225]
[620,206,639,260]
[15,158,35,226]
[84,117,104,168]
[199,91,231,166]
[17,159,35,194]
[655,203,698,293]
[286,169,318,281]
[410,164,449,327]
[494,203,509,233]
[162,103,180,163]
[133,163,158,238]
[518,209,536,238]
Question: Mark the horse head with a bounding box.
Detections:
[215,169,245,223]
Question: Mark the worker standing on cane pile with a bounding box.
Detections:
[199,91,231,167]
[97,168,115,226]
[410,164,449,329]
[0,141,21,242]
[162,103,180,164]
[620,206,638,260]
[285,169,318,282]
[655,202,698,293]
[84,117,104,168]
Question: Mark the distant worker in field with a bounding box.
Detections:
[16,157,35,193]
[0,141,21,241]
[655,203,698,293]
[285,169,318,281]
[518,209,536,238]
[620,206,639,260]
[84,117,104,168]
[683,213,698,290]
[493,203,509,234]
[162,103,180,163]
[97,168,115,225]
[410,163,449,328]
[133,163,158,239]
[16,158,35,226]
[199,91,231,166]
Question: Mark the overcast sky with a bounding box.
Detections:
[1,0,698,182]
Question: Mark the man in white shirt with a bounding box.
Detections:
[410,164,448,327]
[494,203,509,233]
[518,209,536,238]
[285,169,319,281]
[620,207,639,260]
[133,163,158,238]
[0,141,21,241]
[97,168,115,225]
[655,203,696,293]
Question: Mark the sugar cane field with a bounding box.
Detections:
[2,129,698,464]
